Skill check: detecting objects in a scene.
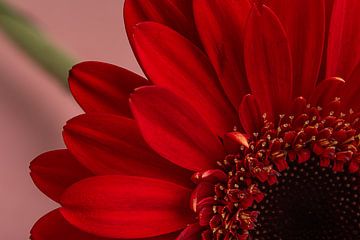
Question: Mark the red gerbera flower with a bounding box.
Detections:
[30,0,360,239]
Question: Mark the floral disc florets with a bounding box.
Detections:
[191,98,360,240]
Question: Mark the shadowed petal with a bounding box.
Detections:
[133,22,236,136]
[60,176,194,238]
[326,0,360,79]
[239,94,263,135]
[309,77,345,107]
[267,0,325,98]
[124,0,200,47]
[63,113,192,187]
[31,209,180,240]
[69,61,148,117]
[193,0,251,108]
[30,150,92,202]
[318,0,336,82]
[31,209,109,240]
[130,86,224,172]
[244,5,293,121]
[341,63,360,111]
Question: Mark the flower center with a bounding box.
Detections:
[254,158,359,240]
[191,99,360,240]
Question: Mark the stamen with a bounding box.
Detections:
[191,100,360,239]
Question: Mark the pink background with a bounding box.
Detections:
[0,1,141,238]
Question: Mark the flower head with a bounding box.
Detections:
[30,0,360,239]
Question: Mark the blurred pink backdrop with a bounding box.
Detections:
[0,1,140,238]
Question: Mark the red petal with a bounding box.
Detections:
[60,176,194,238]
[267,0,325,98]
[224,132,249,153]
[291,97,307,116]
[133,22,236,136]
[31,209,179,240]
[190,182,214,213]
[309,77,345,107]
[124,0,200,47]
[69,61,148,117]
[198,207,214,226]
[244,5,293,120]
[130,86,224,172]
[63,113,192,187]
[239,94,263,134]
[193,0,251,108]
[341,63,360,111]
[30,150,92,202]
[176,224,203,240]
[318,0,336,82]
[326,0,360,79]
[192,170,227,184]
[31,209,106,240]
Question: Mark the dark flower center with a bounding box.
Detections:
[191,99,360,240]
[253,157,359,240]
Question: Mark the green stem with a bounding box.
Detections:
[0,1,75,87]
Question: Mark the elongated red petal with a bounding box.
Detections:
[342,63,360,111]
[309,77,345,107]
[60,176,194,238]
[69,61,148,117]
[239,94,263,134]
[267,0,325,98]
[193,0,251,108]
[31,209,179,240]
[326,0,360,79]
[244,5,293,121]
[318,0,336,82]
[31,209,107,240]
[130,86,224,172]
[63,113,192,187]
[30,150,92,202]
[133,22,236,136]
[124,0,199,46]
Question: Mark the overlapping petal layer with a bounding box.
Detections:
[31,209,179,240]
[63,113,192,187]
[244,5,292,121]
[60,176,193,238]
[30,0,360,239]
[30,150,92,202]
[326,0,360,79]
[193,0,250,108]
[130,86,224,171]
[268,0,325,98]
[133,22,236,136]
[124,0,200,46]
[69,61,148,117]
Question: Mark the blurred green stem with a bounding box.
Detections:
[0,0,75,87]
